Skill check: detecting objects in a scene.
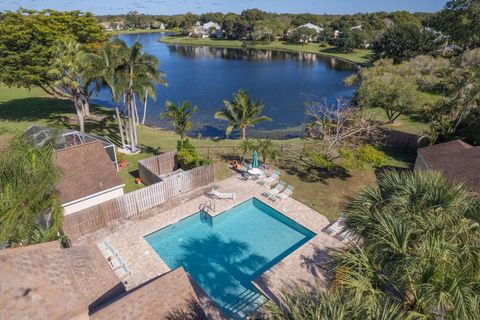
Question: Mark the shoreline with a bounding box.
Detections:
[108,28,179,35]
[159,36,372,65]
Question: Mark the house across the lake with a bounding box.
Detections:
[415,139,480,196]
[192,21,224,38]
[55,141,124,215]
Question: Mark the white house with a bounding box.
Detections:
[192,21,224,38]
[296,23,324,33]
[55,141,124,215]
[350,25,363,30]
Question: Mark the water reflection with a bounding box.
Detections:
[168,45,357,71]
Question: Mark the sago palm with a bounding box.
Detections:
[214,89,272,139]
[161,101,197,141]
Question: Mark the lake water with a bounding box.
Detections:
[92,32,357,138]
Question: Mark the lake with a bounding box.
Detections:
[92,32,358,139]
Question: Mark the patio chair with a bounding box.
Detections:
[114,265,131,282]
[97,240,111,251]
[100,244,118,260]
[209,188,236,200]
[271,185,294,201]
[261,181,285,199]
[257,170,280,186]
[337,230,355,242]
[109,256,126,270]
[326,213,346,236]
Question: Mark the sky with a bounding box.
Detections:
[1,0,446,15]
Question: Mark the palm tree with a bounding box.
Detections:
[239,138,255,162]
[214,89,272,139]
[0,135,62,245]
[337,170,480,319]
[49,39,91,132]
[119,42,166,152]
[84,39,129,149]
[256,139,282,166]
[161,101,197,141]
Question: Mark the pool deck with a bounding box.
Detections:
[75,174,343,319]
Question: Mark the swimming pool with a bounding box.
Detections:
[144,198,316,319]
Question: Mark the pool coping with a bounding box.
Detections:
[81,175,343,319]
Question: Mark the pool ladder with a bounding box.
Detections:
[199,200,215,214]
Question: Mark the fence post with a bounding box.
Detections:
[207,147,210,158]
[232,146,235,157]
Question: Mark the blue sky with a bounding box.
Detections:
[2,0,446,15]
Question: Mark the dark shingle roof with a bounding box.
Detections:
[0,242,122,320]
[54,141,123,204]
[418,139,480,194]
[91,267,206,320]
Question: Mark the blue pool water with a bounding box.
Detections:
[144,198,316,318]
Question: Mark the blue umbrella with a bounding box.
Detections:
[252,150,259,168]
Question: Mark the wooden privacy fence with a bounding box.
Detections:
[381,129,427,151]
[62,163,215,242]
[138,151,179,185]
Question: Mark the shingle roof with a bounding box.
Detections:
[418,139,480,194]
[55,141,123,204]
[91,267,206,320]
[0,241,122,320]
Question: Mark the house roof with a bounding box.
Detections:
[297,23,324,32]
[55,141,123,204]
[91,267,206,320]
[418,139,480,195]
[0,241,121,320]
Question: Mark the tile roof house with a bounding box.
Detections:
[0,242,207,320]
[55,141,125,215]
[415,139,480,195]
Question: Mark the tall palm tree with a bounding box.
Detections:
[161,101,197,141]
[119,42,166,152]
[49,39,91,132]
[84,39,129,148]
[336,170,480,319]
[214,89,272,139]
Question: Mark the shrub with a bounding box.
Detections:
[354,144,387,168]
[176,139,211,170]
[304,149,335,170]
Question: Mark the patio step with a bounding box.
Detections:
[223,289,267,319]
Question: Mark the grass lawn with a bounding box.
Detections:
[160,36,373,65]
[0,85,415,219]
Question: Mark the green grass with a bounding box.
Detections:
[365,92,442,135]
[160,36,373,65]
[0,85,415,218]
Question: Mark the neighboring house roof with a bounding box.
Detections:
[350,25,362,30]
[297,23,324,32]
[418,139,480,195]
[91,267,206,320]
[202,21,221,30]
[55,141,123,204]
[0,241,122,320]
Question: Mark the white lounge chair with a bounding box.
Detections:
[262,181,285,199]
[109,256,126,270]
[209,189,236,200]
[100,245,118,260]
[337,230,355,242]
[271,185,294,201]
[97,240,111,251]
[326,213,346,236]
[257,170,280,186]
[114,265,131,282]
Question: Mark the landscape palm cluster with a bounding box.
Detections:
[268,170,480,319]
[52,38,166,152]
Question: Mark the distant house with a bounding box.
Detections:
[296,23,324,33]
[334,29,341,38]
[415,140,480,196]
[100,21,124,31]
[55,141,125,215]
[350,25,362,30]
[0,241,206,320]
[192,21,224,38]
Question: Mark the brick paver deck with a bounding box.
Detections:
[77,173,343,319]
